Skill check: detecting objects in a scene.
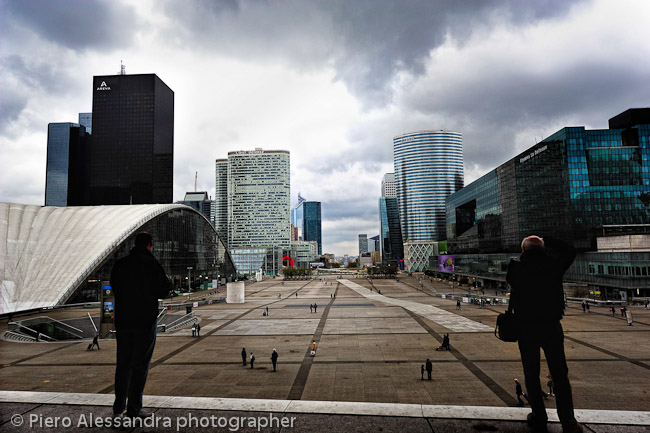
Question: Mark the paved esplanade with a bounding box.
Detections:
[1,275,649,432]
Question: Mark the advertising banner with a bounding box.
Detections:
[438,255,455,273]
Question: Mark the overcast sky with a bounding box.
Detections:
[1,0,649,256]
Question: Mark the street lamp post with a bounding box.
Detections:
[187,266,193,300]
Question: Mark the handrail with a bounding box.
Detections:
[164,312,194,328]
[164,316,197,332]
[4,331,39,342]
[8,323,57,342]
[87,313,98,334]
[17,316,84,337]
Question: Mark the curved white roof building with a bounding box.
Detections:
[0,203,235,315]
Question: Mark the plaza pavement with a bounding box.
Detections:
[1,274,649,432]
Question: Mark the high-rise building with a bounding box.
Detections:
[89,74,174,205]
[45,122,90,206]
[292,198,322,255]
[445,108,650,299]
[291,193,306,240]
[358,234,368,256]
[214,159,228,245]
[227,149,290,248]
[394,130,464,242]
[78,113,92,135]
[381,173,396,197]
[379,196,404,265]
[177,191,213,223]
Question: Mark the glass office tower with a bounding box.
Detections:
[445,109,650,299]
[214,159,228,245]
[302,201,322,255]
[45,123,90,206]
[379,196,404,265]
[394,130,464,242]
[89,74,174,205]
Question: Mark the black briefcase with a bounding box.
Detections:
[495,305,519,342]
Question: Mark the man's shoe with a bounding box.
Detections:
[125,409,155,419]
[527,413,549,433]
[563,422,584,433]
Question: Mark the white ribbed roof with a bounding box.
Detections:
[0,203,186,314]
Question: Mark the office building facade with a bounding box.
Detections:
[381,173,396,197]
[379,196,404,266]
[302,201,322,255]
[177,191,213,223]
[45,122,91,206]
[89,74,174,205]
[445,109,650,299]
[358,234,368,255]
[227,149,291,249]
[214,159,228,244]
[394,130,464,242]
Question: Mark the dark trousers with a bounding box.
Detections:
[427,370,432,380]
[272,361,277,371]
[242,356,247,366]
[518,321,577,430]
[113,324,157,416]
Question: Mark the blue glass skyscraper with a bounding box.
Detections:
[302,201,322,255]
[394,130,464,242]
[45,122,90,206]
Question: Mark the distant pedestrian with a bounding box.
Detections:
[610,306,616,316]
[266,306,269,316]
[581,301,586,313]
[310,304,313,313]
[314,303,318,313]
[196,323,201,337]
[311,340,317,356]
[420,364,424,380]
[296,292,298,297]
[191,323,196,337]
[91,334,100,350]
[621,307,627,317]
[626,309,633,326]
[331,294,333,298]
[250,353,255,369]
[547,374,555,396]
[585,302,590,313]
[425,358,432,380]
[241,348,247,366]
[456,299,461,310]
[271,349,278,371]
[515,379,525,406]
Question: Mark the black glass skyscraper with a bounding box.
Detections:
[302,201,322,255]
[90,74,174,205]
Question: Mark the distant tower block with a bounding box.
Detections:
[227,282,245,303]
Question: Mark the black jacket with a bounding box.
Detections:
[506,237,576,323]
[110,247,171,330]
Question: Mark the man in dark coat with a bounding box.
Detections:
[271,348,278,371]
[507,236,582,433]
[425,358,433,380]
[110,232,171,418]
[241,348,247,366]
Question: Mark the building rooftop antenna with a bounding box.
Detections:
[120,60,126,75]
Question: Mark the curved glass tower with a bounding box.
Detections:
[394,130,464,242]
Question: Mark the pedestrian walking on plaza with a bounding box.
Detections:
[515,379,525,406]
[110,232,171,418]
[585,303,590,313]
[581,301,586,313]
[191,323,196,337]
[241,348,247,366]
[271,349,278,371]
[507,235,583,433]
[610,306,616,316]
[196,323,201,337]
[420,364,425,380]
[90,334,100,350]
[250,353,255,369]
[621,306,627,318]
[547,373,555,396]
[626,308,633,326]
[456,299,461,310]
[425,358,432,380]
[314,303,318,313]
[310,304,313,313]
[311,340,317,356]
[266,306,269,316]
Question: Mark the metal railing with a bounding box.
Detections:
[7,323,57,342]
[161,313,197,332]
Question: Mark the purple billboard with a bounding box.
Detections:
[438,255,455,273]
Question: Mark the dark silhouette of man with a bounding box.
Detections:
[271,348,278,371]
[425,358,432,380]
[110,232,171,418]
[241,348,247,366]
[507,235,582,433]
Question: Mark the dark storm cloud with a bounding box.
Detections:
[161,0,584,105]
[4,0,140,50]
